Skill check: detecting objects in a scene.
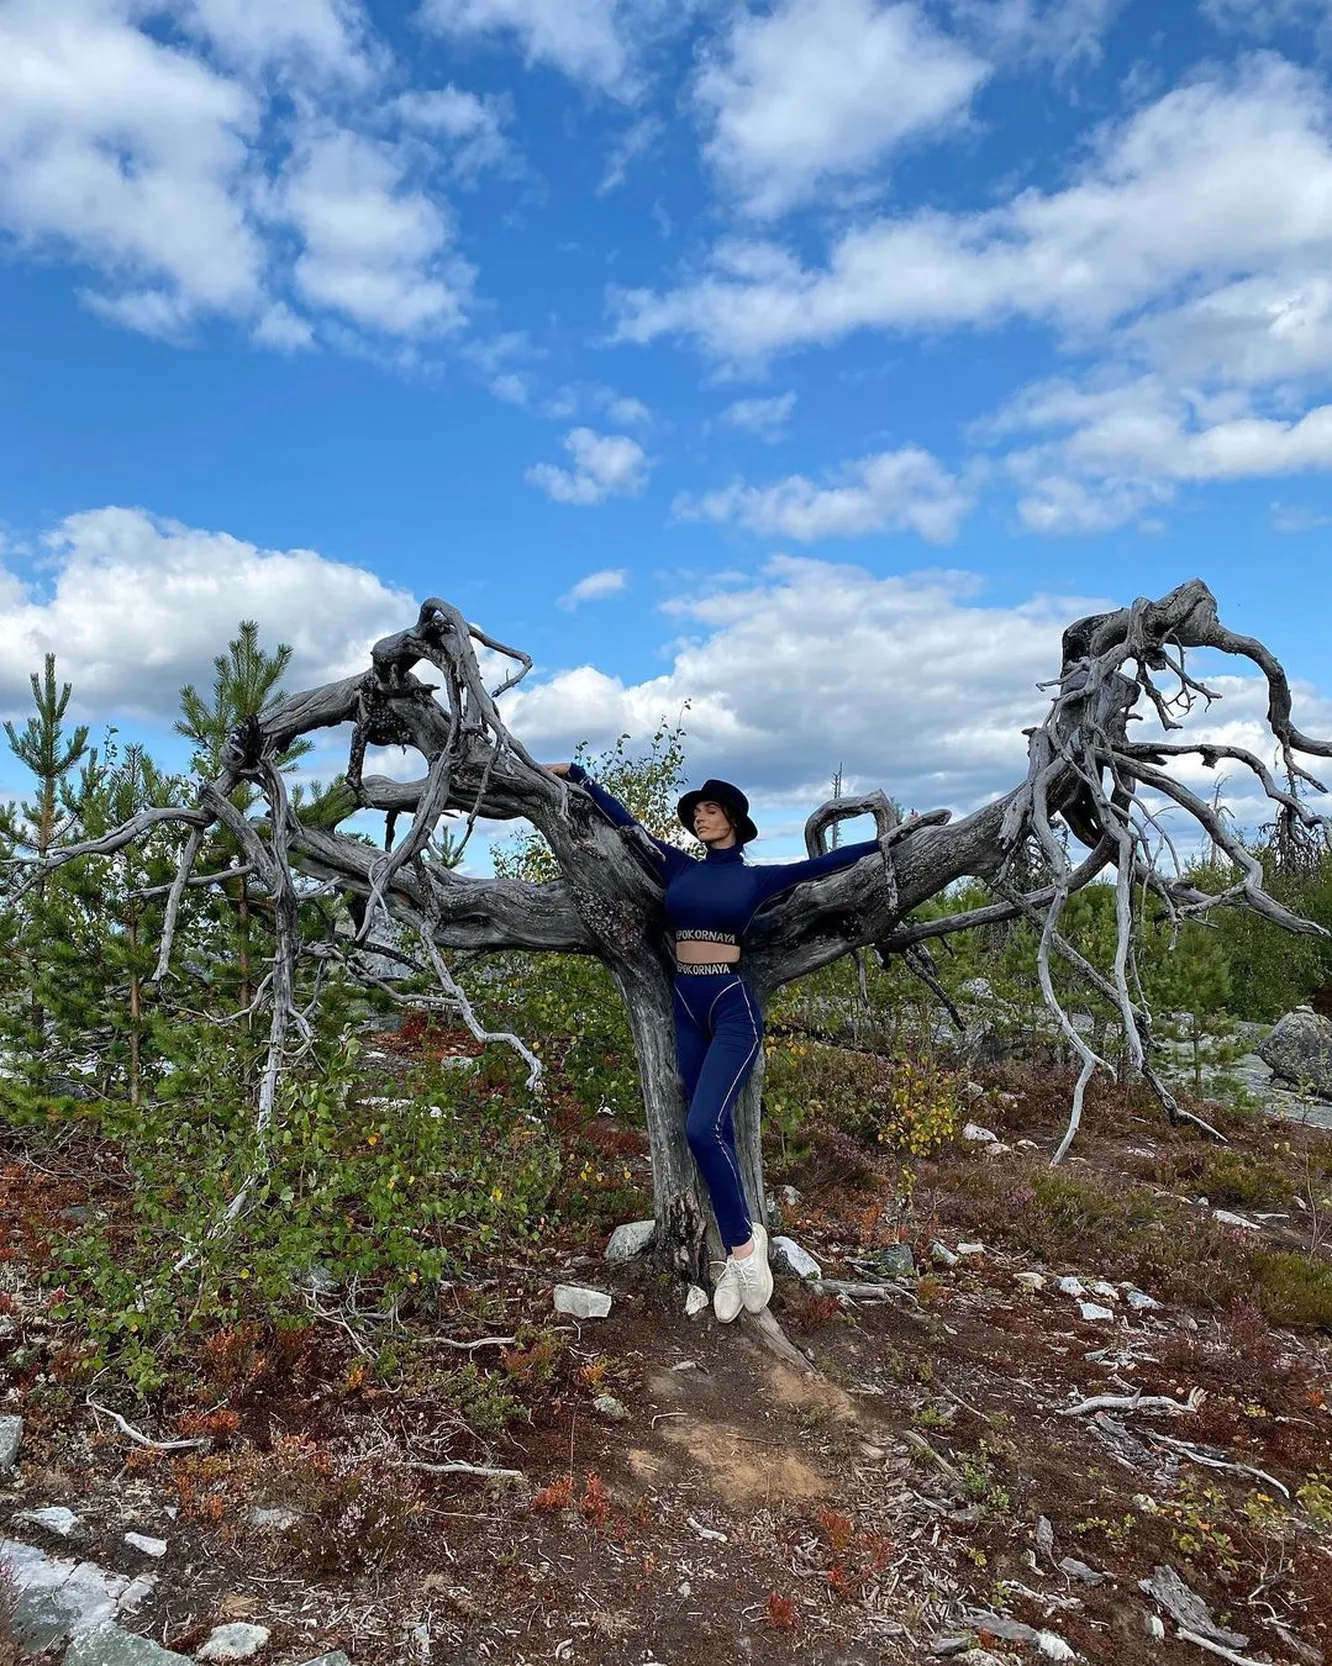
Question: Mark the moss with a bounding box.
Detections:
[1250,1250,1332,1329]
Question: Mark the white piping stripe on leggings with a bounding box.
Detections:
[711,982,759,1238]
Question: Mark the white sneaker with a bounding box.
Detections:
[731,1222,774,1315]
[712,1258,743,1324]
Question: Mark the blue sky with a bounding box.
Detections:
[1,0,1330,864]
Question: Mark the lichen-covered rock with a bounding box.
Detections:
[552,1284,611,1319]
[0,1414,23,1472]
[1258,1008,1332,1098]
[604,1220,655,1263]
[63,1622,192,1665]
[197,1621,272,1660]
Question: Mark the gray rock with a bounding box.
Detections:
[931,1241,959,1267]
[962,1121,998,1143]
[592,1394,630,1422]
[1258,1008,1332,1098]
[877,1243,916,1278]
[1055,1275,1085,1298]
[958,978,994,1003]
[552,1284,611,1320]
[196,1621,272,1660]
[64,1622,193,1665]
[771,1236,821,1280]
[1126,1288,1161,1311]
[0,1414,22,1472]
[1015,1272,1046,1291]
[1213,1208,1260,1230]
[1078,1301,1116,1322]
[1059,1555,1106,1584]
[684,1285,708,1318]
[295,1656,352,1666]
[13,1506,86,1539]
[777,1184,803,1207]
[961,1613,1075,1660]
[123,1533,167,1558]
[604,1219,656,1263]
[1,1539,153,1652]
[248,1505,301,1531]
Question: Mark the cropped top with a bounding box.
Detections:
[566,764,881,943]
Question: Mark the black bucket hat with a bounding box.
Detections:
[677,778,758,846]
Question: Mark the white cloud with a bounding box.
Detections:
[598,115,663,194]
[994,373,1332,532]
[394,85,512,179]
[722,392,796,438]
[558,568,628,608]
[952,0,1125,72]
[502,558,1110,812]
[0,0,264,328]
[0,507,414,721]
[526,428,651,504]
[279,123,473,335]
[677,446,971,543]
[418,0,642,96]
[1272,500,1332,531]
[693,0,988,218]
[172,0,378,83]
[252,301,317,351]
[615,56,1332,362]
[1202,0,1332,35]
[602,392,652,425]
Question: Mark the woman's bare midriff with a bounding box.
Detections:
[674,941,741,966]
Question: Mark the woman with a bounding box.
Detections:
[544,761,882,1324]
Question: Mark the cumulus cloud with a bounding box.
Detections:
[693,0,989,218]
[1202,0,1332,35]
[614,56,1332,362]
[172,0,378,83]
[496,559,1332,855]
[992,373,1332,532]
[527,428,651,504]
[558,568,628,608]
[0,0,265,329]
[417,0,671,98]
[722,392,797,439]
[502,558,1110,814]
[951,0,1125,71]
[677,446,972,543]
[394,85,513,179]
[0,507,414,722]
[279,123,474,335]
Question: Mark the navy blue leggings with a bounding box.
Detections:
[674,969,763,1251]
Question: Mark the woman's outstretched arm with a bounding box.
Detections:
[749,836,883,904]
[548,763,695,872]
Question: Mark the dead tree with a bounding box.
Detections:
[21,580,1332,1280]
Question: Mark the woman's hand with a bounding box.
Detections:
[543,762,572,777]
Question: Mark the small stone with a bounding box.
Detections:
[1055,1275,1085,1298]
[956,1242,985,1257]
[296,1657,352,1666]
[1126,1288,1160,1311]
[1014,1272,1046,1291]
[981,1142,1013,1158]
[931,1241,959,1267]
[197,1624,272,1662]
[1016,1138,1040,1150]
[552,1284,612,1320]
[963,1081,986,1100]
[771,1236,822,1280]
[1089,1280,1120,1301]
[962,1122,998,1144]
[13,1507,85,1539]
[124,1534,167,1558]
[247,1505,301,1531]
[1078,1301,1116,1323]
[592,1394,630,1421]
[857,1441,886,1461]
[64,1622,192,1665]
[1143,1614,1166,1640]
[1213,1209,1260,1230]
[1059,1555,1106,1585]
[604,1220,655,1263]
[777,1184,803,1207]
[0,1414,23,1473]
[684,1285,709,1318]
[878,1243,916,1278]
[670,1359,699,1371]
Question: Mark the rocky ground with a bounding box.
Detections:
[3,1026,1332,1666]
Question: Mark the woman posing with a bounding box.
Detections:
[544,761,883,1324]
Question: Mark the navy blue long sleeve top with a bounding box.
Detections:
[566,764,882,943]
